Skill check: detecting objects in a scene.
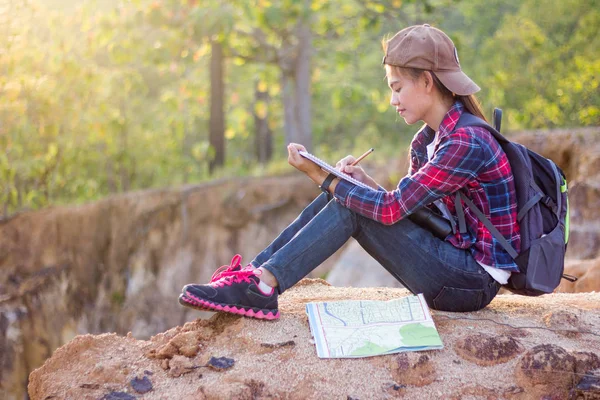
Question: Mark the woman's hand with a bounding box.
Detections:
[336,155,370,184]
[287,143,321,175]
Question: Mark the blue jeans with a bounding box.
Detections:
[252,193,500,312]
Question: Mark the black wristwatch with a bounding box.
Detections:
[320,173,337,195]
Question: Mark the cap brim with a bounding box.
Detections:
[435,70,480,96]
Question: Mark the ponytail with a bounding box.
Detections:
[456,94,487,122]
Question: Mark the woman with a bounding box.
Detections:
[179,24,521,319]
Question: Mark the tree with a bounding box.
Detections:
[209,39,225,172]
[475,0,600,129]
[253,80,273,164]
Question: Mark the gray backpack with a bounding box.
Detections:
[454,109,576,296]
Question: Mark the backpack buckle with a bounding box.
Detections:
[542,196,558,213]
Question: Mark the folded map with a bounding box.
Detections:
[305,293,443,358]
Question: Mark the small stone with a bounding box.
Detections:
[80,383,100,389]
[131,376,153,394]
[383,381,406,396]
[207,356,235,371]
[144,370,153,376]
[99,392,136,400]
[160,359,169,370]
[575,373,600,392]
[504,385,524,394]
[260,341,296,349]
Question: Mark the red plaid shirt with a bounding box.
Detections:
[334,102,521,271]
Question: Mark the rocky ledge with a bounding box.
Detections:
[29,280,600,400]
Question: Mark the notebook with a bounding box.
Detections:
[298,151,373,190]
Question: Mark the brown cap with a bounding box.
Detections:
[383,24,480,96]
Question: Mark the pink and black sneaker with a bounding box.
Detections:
[179,254,251,312]
[179,264,279,320]
[208,254,246,283]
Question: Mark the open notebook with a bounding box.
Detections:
[299,151,373,190]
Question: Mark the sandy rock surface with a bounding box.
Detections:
[29,280,600,400]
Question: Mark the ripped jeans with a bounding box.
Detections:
[251,193,500,312]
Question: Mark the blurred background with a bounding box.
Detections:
[2,0,598,217]
[2,2,600,398]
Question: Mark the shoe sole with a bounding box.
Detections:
[178,292,279,320]
[178,294,213,312]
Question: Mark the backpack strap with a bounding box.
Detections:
[493,108,502,132]
[454,193,467,234]
[452,110,520,259]
[518,181,543,221]
[454,111,509,144]
[457,192,519,259]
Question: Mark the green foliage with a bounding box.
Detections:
[1,0,598,216]
[447,0,599,128]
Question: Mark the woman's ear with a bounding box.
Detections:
[422,71,434,93]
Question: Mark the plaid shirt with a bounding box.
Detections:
[334,102,521,271]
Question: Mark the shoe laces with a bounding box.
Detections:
[212,269,259,287]
[211,254,247,282]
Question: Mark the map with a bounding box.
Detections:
[305,294,443,358]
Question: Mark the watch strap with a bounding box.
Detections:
[320,173,336,194]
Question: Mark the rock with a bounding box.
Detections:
[389,353,436,386]
[206,356,235,371]
[574,352,600,376]
[571,371,600,399]
[100,392,136,400]
[130,376,153,394]
[167,355,196,378]
[27,283,600,400]
[515,344,576,399]
[455,333,523,366]
[542,310,583,338]
[154,331,201,358]
[2,175,332,399]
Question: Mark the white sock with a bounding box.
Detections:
[258,278,274,294]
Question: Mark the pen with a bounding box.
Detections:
[351,148,374,166]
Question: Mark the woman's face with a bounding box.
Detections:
[386,66,433,125]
